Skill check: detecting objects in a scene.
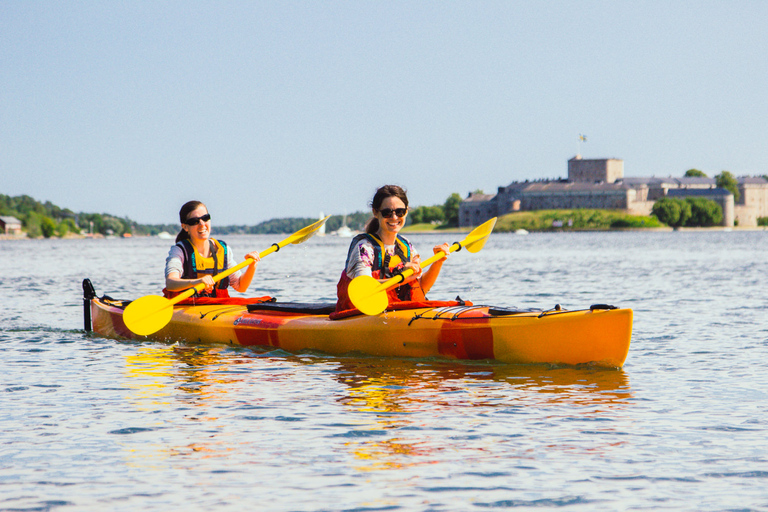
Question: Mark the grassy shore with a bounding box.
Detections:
[493,209,663,231]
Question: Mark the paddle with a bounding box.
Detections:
[348,217,497,316]
[123,216,330,336]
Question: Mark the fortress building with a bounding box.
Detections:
[459,156,768,228]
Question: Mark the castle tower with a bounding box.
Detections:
[568,156,624,183]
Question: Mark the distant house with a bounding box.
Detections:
[459,157,768,228]
[0,216,23,235]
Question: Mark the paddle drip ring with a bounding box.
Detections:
[271,243,280,252]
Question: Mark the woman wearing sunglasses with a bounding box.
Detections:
[164,200,260,298]
[335,185,451,312]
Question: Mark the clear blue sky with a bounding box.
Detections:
[2,1,767,225]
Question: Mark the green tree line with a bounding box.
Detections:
[0,192,465,238]
[0,194,136,238]
[3,182,746,238]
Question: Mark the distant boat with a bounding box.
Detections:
[515,229,529,235]
[157,231,173,240]
[317,213,326,236]
[334,224,354,238]
[332,214,355,237]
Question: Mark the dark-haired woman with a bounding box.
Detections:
[164,200,260,298]
[335,185,451,312]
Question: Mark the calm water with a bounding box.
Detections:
[2,231,767,511]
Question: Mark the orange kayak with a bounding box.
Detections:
[85,281,632,368]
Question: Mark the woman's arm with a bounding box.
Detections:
[165,271,215,294]
[230,251,260,293]
[418,243,451,294]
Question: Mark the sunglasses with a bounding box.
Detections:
[183,213,211,226]
[379,207,408,218]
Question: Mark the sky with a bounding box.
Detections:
[2,1,767,225]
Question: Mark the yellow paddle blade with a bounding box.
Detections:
[462,217,497,253]
[123,295,174,336]
[287,215,331,245]
[348,275,389,316]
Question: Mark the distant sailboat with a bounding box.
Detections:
[333,213,354,237]
[317,212,326,236]
[335,224,353,237]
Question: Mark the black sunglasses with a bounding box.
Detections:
[379,207,408,218]
[183,213,211,226]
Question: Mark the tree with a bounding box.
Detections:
[408,205,446,226]
[685,198,723,227]
[684,169,707,178]
[40,216,57,238]
[55,218,79,237]
[103,216,125,236]
[24,212,43,238]
[715,171,740,202]
[652,198,691,228]
[422,205,445,224]
[443,193,462,227]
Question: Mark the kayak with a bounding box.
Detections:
[84,280,632,368]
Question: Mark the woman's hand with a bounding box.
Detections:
[433,243,451,260]
[401,255,422,283]
[244,252,261,267]
[200,274,215,294]
[403,261,422,277]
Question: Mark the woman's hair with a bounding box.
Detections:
[366,185,409,234]
[175,200,207,243]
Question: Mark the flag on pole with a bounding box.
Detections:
[579,134,587,142]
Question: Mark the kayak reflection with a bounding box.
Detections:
[120,346,632,472]
[121,345,255,468]
[334,359,631,409]
[329,359,631,471]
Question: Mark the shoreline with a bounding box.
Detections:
[2,226,765,241]
[404,225,767,234]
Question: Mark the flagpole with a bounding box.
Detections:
[578,134,587,157]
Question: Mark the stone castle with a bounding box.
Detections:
[459,156,768,227]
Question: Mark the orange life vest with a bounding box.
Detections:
[164,238,231,299]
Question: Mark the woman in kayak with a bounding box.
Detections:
[335,185,451,312]
[164,200,261,298]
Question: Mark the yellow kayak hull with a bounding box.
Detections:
[89,297,632,368]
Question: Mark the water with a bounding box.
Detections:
[2,231,767,511]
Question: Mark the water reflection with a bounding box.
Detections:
[123,345,176,407]
[121,345,633,472]
[125,344,260,405]
[121,345,247,468]
[334,360,631,409]
[330,359,632,470]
